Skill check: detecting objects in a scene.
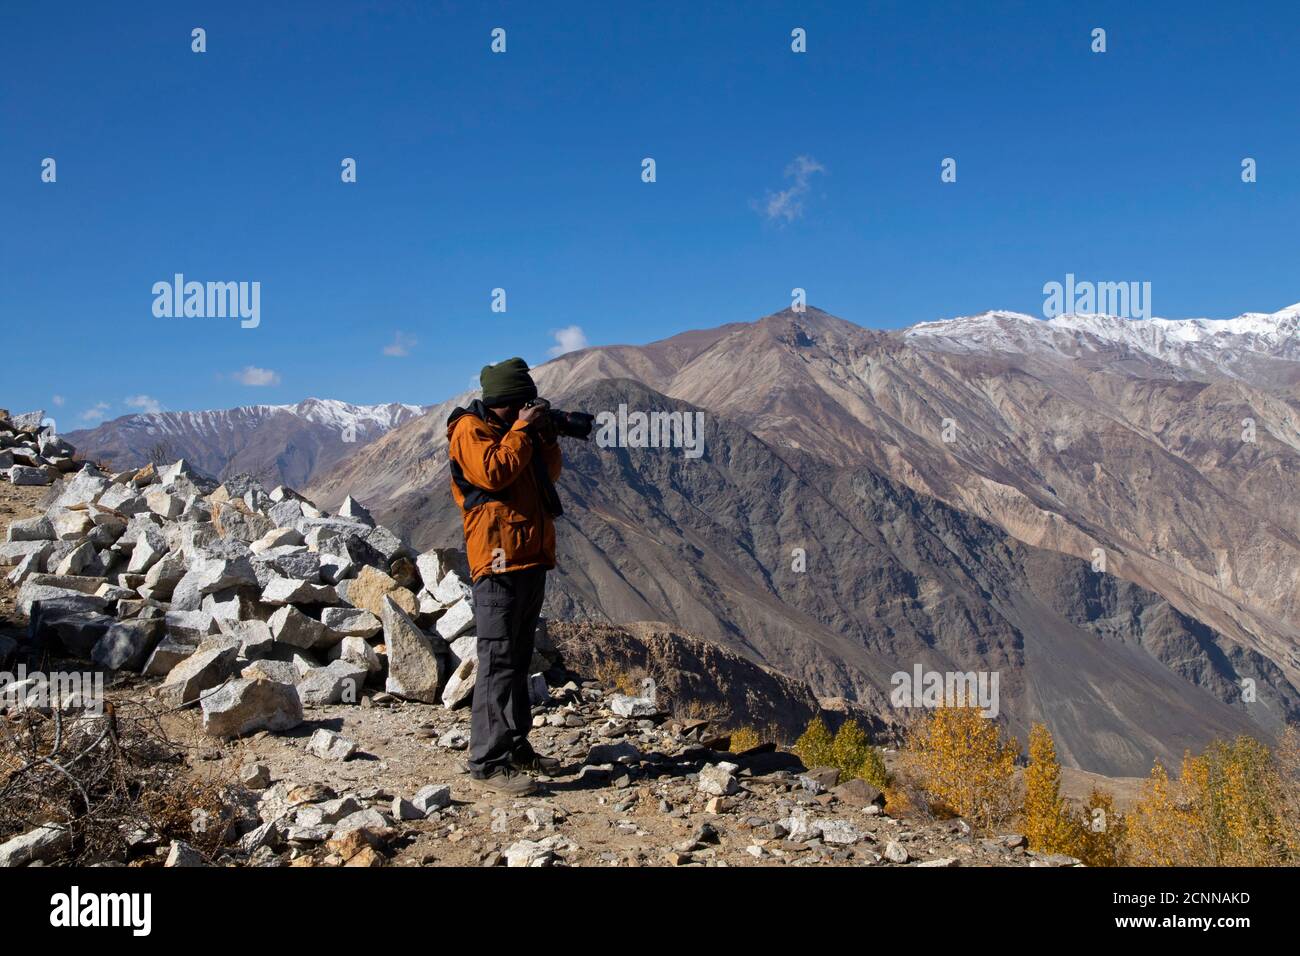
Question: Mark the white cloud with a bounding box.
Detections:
[79,401,110,423]
[124,394,163,414]
[754,154,826,223]
[51,395,65,407]
[547,325,589,357]
[383,331,418,357]
[233,366,281,387]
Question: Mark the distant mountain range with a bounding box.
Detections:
[62,305,1300,775]
[905,304,1300,385]
[67,398,427,489]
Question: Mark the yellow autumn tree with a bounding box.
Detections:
[1125,735,1296,866]
[1191,737,1286,866]
[906,706,1019,831]
[793,716,835,769]
[830,719,889,789]
[1274,726,1300,858]
[1022,723,1083,854]
[1076,787,1125,867]
[1124,759,1201,866]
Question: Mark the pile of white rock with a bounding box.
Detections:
[3,452,559,736]
[0,409,78,485]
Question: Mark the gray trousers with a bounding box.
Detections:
[467,566,546,776]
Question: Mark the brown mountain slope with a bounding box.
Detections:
[310,307,1300,696]
[314,378,1294,776]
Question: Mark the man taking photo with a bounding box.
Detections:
[445,357,564,796]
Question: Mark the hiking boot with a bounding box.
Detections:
[471,766,539,797]
[512,749,564,776]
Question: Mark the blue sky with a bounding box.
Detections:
[3,1,1298,425]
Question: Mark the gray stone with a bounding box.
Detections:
[266,550,322,583]
[503,838,560,868]
[9,465,53,486]
[586,742,641,765]
[382,596,445,703]
[0,540,52,567]
[819,819,862,845]
[241,659,299,684]
[441,652,477,709]
[146,488,185,519]
[608,694,659,718]
[697,763,740,797]
[164,841,208,867]
[434,596,475,640]
[306,728,357,761]
[217,618,275,660]
[125,525,168,574]
[327,635,382,676]
[164,609,219,643]
[91,618,163,671]
[260,576,337,606]
[143,636,197,677]
[297,659,367,707]
[392,796,423,821]
[437,727,469,750]
[267,604,344,651]
[157,643,240,707]
[412,784,452,815]
[883,841,910,864]
[319,606,381,638]
[48,468,110,508]
[240,764,272,789]
[28,602,116,658]
[0,824,69,867]
[50,509,93,540]
[295,796,362,827]
[6,550,46,586]
[337,496,374,526]
[248,526,304,554]
[201,677,303,738]
[6,515,54,542]
[53,541,97,577]
[360,523,408,563]
[141,551,186,598]
[201,587,259,624]
[169,554,258,611]
[97,483,148,515]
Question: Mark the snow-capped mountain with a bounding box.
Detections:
[66,398,429,488]
[903,304,1300,383]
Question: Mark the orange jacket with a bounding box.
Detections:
[446,401,562,582]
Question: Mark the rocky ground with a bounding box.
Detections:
[0,411,1090,867]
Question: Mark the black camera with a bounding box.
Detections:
[523,398,595,440]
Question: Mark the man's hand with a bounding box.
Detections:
[517,403,547,427]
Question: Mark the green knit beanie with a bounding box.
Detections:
[480,357,538,407]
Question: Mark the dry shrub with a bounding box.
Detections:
[0,699,242,865]
[591,660,647,698]
[729,726,762,753]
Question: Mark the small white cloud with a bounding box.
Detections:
[80,401,110,423]
[754,154,826,223]
[547,325,589,358]
[233,366,281,387]
[383,332,418,357]
[51,395,65,407]
[124,394,163,414]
